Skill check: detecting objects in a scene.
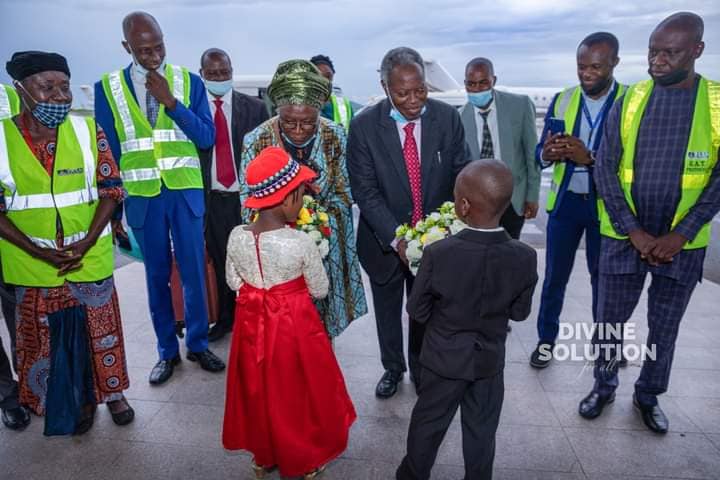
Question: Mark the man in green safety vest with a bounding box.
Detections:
[310,54,354,130]
[94,12,224,386]
[580,12,720,434]
[0,84,20,121]
[530,33,625,370]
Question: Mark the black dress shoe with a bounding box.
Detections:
[530,343,554,369]
[149,355,181,385]
[633,394,669,434]
[375,370,403,398]
[579,390,615,419]
[208,323,230,343]
[74,405,96,435]
[187,349,225,372]
[1,406,30,431]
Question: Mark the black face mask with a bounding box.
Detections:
[582,75,613,96]
[650,68,690,87]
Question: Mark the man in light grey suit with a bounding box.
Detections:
[460,57,540,238]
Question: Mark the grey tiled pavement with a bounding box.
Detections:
[1,246,720,480]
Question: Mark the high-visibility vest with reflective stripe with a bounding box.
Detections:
[0,84,20,121]
[597,77,720,249]
[330,94,352,130]
[0,115,114,286]
[545,84,626,212]
[100,64,203,197]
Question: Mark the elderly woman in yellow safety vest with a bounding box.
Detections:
[0,51,134,436]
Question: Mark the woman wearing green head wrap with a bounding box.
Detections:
[239,60,367,339]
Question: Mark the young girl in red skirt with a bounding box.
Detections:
[222,146,356,479]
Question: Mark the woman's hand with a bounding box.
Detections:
[33,247,82,274]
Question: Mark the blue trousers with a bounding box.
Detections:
[536,192,600,344]
[593,271,696,406]
[129,188,209,360]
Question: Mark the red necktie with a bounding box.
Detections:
[213,98,236,188]
[403,122,423,225]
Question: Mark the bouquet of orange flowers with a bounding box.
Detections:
[291,195,332,258]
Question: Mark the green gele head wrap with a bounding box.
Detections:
[267,59,331,110]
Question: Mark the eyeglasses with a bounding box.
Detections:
[279,117,318,133]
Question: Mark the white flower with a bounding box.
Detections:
[308,230,323,243]
[406,239,423,262]
[450,219,467,235]
[424,226,447,245]
[404,230,415,242]
[318,239,330,258]
[429,212,442,223]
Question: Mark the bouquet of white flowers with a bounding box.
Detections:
[394,201,466,275]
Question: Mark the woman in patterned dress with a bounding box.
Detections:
[0,51,133,435]
[239,60,367,338]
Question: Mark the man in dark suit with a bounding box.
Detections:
[396,160,539,480]
[347,47,468,398]
[198,48,269,342]
[460,57,540,239]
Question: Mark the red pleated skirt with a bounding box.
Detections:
[222,276,356,476]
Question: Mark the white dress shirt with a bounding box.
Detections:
[473,101,502,161]
[130,64,149,116]
[207,89,239,192]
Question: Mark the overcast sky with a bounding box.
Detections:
[1,0,718,103]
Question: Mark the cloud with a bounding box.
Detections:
[0,0,718,102]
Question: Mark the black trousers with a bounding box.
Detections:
[370,266,425,381]
[500,205,525,240]
[397,368,504,480]
[205,191,242,330]
[0,270,18,410]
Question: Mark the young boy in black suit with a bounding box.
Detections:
[396,159,539,480]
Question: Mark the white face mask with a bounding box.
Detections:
[130,51,165,78]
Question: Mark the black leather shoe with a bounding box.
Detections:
[375,370,403,398]
[633,394,669,434]
[1,406,30,431]
[530,343,554,369]
[107,398,135,426]
[208,323,230,343]
[579,390,615,419]
[187,349,225,372]
[149,355,181,385]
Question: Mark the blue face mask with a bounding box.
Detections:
[281,130,316,149]
[204,79,233,97]
[16,81,71,128]
[467,89,493,108]
[32,102,72,128]
[386,89,427,124]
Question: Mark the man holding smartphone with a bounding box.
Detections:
[530,32,626,369]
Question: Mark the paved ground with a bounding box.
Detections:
[1,239,720,480]
[2,175,720,479]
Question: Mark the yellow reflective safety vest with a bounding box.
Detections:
[0,84,20,121]
[100,64,203,197]
[597,77,720,249]
[545,84,626,213]
[330,94,352,130]
[0,115,114,287]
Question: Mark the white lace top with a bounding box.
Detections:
[225,226,329,299]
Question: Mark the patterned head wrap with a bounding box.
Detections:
[267,59,330,110]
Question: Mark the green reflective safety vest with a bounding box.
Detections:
[0,115,114,287]
[545,84,626,213]
[0,84,20,121]
[330,94,352,130]
[100,64,203,197]
[597,77,720,249]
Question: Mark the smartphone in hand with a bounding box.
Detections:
[547,117,566,136]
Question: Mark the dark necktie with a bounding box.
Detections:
[403,122,423,225]
[478,110,494,159]
[213,98,236,188]
[146,92,160,127]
